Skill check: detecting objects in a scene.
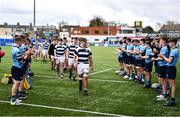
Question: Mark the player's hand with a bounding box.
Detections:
[53,56,57,60]
[151,57,156,61]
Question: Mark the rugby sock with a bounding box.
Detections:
[64,68,67,73]
[18,92,23,97]
[69,69,72,79]
[11,95,17,102]
[162,93,167,98]
[79,80,82,91]
[171,98,176,102]
[147,80,151,84]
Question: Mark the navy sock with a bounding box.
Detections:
[18,92,23,97]
[171,98,176,102]
[11,95,17,102]
[162,93,167,98]
[79,80,82,90]
[69,69,72,79]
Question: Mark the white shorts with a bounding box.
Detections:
[68,58,74,66]
[77,63,90,75]
[42,49,48,56]
[34,50,39,53]
[56,56,65,64]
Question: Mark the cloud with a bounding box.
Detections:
[0,0,179,29]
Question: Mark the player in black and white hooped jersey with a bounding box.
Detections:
[63,37,68,73]
[74,38,93,96]
[42,40,50,63]
[67,37,79,81]
[54,39,68,78]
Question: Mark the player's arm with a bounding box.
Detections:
[74,54,78,68]
[54,47,57,58]
[74,49,78,68]
[125,49,133,54]
[89,56,93,71]
[66,47,70,60]
[152,56,162,61]
[159,54,173,63]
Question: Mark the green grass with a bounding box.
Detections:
[0,46,180,116]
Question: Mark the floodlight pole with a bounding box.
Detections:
[33,0,36,40]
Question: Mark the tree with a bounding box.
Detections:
[143,26,154,34]
[58,20,68,31]
[89,16,107,27]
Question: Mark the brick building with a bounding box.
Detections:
[72,26,117,35]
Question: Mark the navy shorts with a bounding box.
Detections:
[22,63,28,75]
[145,62,153,72]
[154,61,159,73]
[158,66,167,78]
[167,66,176,79]
[124,56,132,65]
[11,66,23,81]
[136,60,145,67]
[122,53,127,62]
[118,56,123,63]
[131,57,136,65]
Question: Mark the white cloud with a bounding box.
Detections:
[0,0,179,29]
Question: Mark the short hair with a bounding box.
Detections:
[14,36,22,43]
[132,40,135,43]
[145,41,151,47]
[59,38,63,41]
[123,37,128,40]
[168,38,178,44]
[74,37,78,40]
[19,34,26,39]
[80,38,87,42]
[140,39,146,43]
[126,38,131,43]
[26,38,31,43]
[63,37,67,40]
[135,40,140,43]
[160,37,169,43]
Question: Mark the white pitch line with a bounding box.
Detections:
[0,100,127,117]
[90,79,126,83]
[35,75,126,83]
[35,74,126,83]
[89,68,113,75]
[35,68,126,83]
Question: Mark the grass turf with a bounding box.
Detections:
[0,46,180,116]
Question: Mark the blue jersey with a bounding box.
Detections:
[139,44,146,56]
[20,44,28,55]
[158,45,169,66]
[145,47,153,63]
[12,44,23,68]
[134,45,140,60]
[167,47,179,66]
[126,44,133,56]
[118,44,123,58]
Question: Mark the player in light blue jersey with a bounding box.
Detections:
[159,38,179,106]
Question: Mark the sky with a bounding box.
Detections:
[0,0,180,30]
